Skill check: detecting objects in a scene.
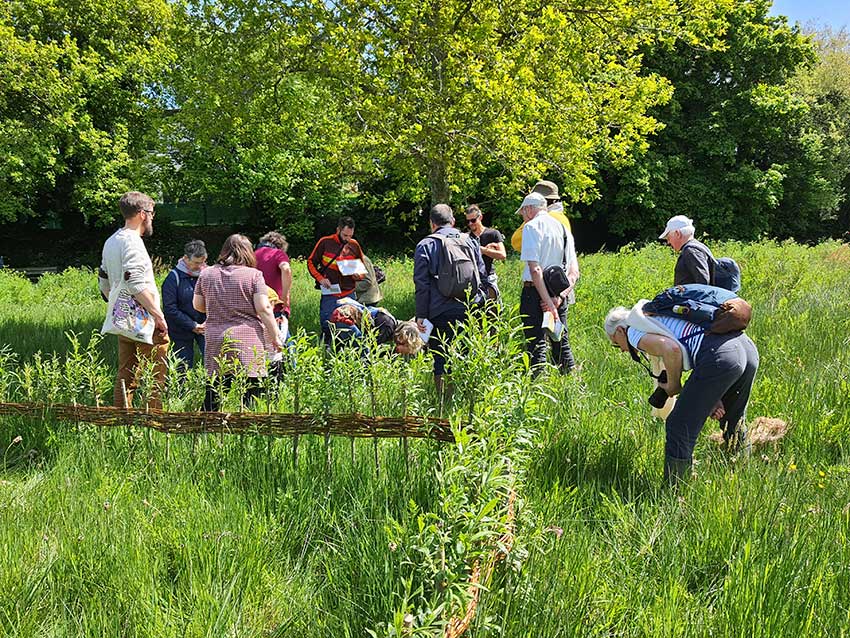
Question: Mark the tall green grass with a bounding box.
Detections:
[0,240,849,637]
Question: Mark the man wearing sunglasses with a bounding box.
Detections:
[465,205,506,303]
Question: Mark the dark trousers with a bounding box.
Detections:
[171,333,205,370]
[430,308,467,377]
[519,286,575,374]
[665,332,759,462]
[203,375,263,412]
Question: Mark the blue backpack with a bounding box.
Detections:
[643,284,751,333]
[714,257,741,292]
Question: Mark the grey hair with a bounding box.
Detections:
[603,306,630,336]
[259,231,288,252]
[184,239,207,259]
[678,225,695,240]
[430,204,454,227]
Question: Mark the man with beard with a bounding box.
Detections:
[98,191,169,408]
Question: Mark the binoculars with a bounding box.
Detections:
[648,370,669,409]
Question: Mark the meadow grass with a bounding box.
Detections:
[0,240,849,636]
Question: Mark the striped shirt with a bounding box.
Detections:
[307,233,364,297]
[627,315,705,364]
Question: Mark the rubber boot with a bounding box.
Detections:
[663,454,692,487]
[723,417,752,459]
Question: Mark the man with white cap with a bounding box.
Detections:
[510,179,572,253]
[659,215,716,286]
[518,191,578,375]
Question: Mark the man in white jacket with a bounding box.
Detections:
[98,191,169,408]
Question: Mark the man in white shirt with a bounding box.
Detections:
[518,192,579,375]
[98,191,169,408]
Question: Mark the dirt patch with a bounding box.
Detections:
[709,416,789,447]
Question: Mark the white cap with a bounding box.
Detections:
[659,215,693,239]
[515,192,547,215]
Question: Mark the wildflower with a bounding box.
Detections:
[818,483,825,489]
[11,436,22,445]
[389,542,398,552]
[818,470,825,478]
[103,501,111,511]
[788,463,797,472]
[218,469,225,477]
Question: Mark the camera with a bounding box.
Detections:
[648,370,669,409]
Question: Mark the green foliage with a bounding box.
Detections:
[0,0,175,226]
[1,240,850,636]
[300,0,716,209]
[582,0,850,242]
[160,1,353,247]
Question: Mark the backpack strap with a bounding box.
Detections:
[316,239,347,277]
[560,224,568,269]
[627,342,666,380]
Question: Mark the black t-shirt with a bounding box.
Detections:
[471,227,504,277]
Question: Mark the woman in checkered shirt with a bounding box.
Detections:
[193,234,283,410]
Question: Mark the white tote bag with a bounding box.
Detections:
[102,282,155,345]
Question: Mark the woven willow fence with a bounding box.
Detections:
[0,402,454,442]
[0,400,517,638]
[445,488,516,638]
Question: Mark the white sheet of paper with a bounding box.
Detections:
[418,318,434,343]
[336,259,367,276]
[321,283,342,295]
[541,311,564,340]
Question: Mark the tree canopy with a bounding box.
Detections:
[579,0,850,242]
[0,0,175,227]
[1,0,848,247]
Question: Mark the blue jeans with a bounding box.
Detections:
[665,332,759,462]
[172,333,205,369]
[320,292,354,342]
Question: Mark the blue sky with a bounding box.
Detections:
[770,0,850,30]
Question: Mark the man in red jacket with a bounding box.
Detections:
[307,216,366,342]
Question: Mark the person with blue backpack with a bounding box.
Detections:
[660,215,741,292]
[604,284,759,485]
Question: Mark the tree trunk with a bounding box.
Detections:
[428,160,450,206]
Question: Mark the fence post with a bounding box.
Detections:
[120,379,133,460]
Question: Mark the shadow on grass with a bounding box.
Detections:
[527,425,659,500]
[0,317,112,362]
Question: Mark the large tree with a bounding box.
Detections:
[0,0,175,227]
[159,1,353,246]
[166,0,733,219]
[580,0,847,242]
[791,27,850,235]
[305,0,735,207]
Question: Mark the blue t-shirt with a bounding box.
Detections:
[627,315,705,365]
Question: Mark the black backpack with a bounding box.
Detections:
[431,233,480,300]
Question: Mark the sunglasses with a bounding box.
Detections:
[465,216,481,225]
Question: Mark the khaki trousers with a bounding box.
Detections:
[114,332,169,409]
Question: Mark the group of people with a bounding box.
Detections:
[98,188,757,483]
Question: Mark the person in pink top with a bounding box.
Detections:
[254,231,292,337]
[193,234,282,411]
